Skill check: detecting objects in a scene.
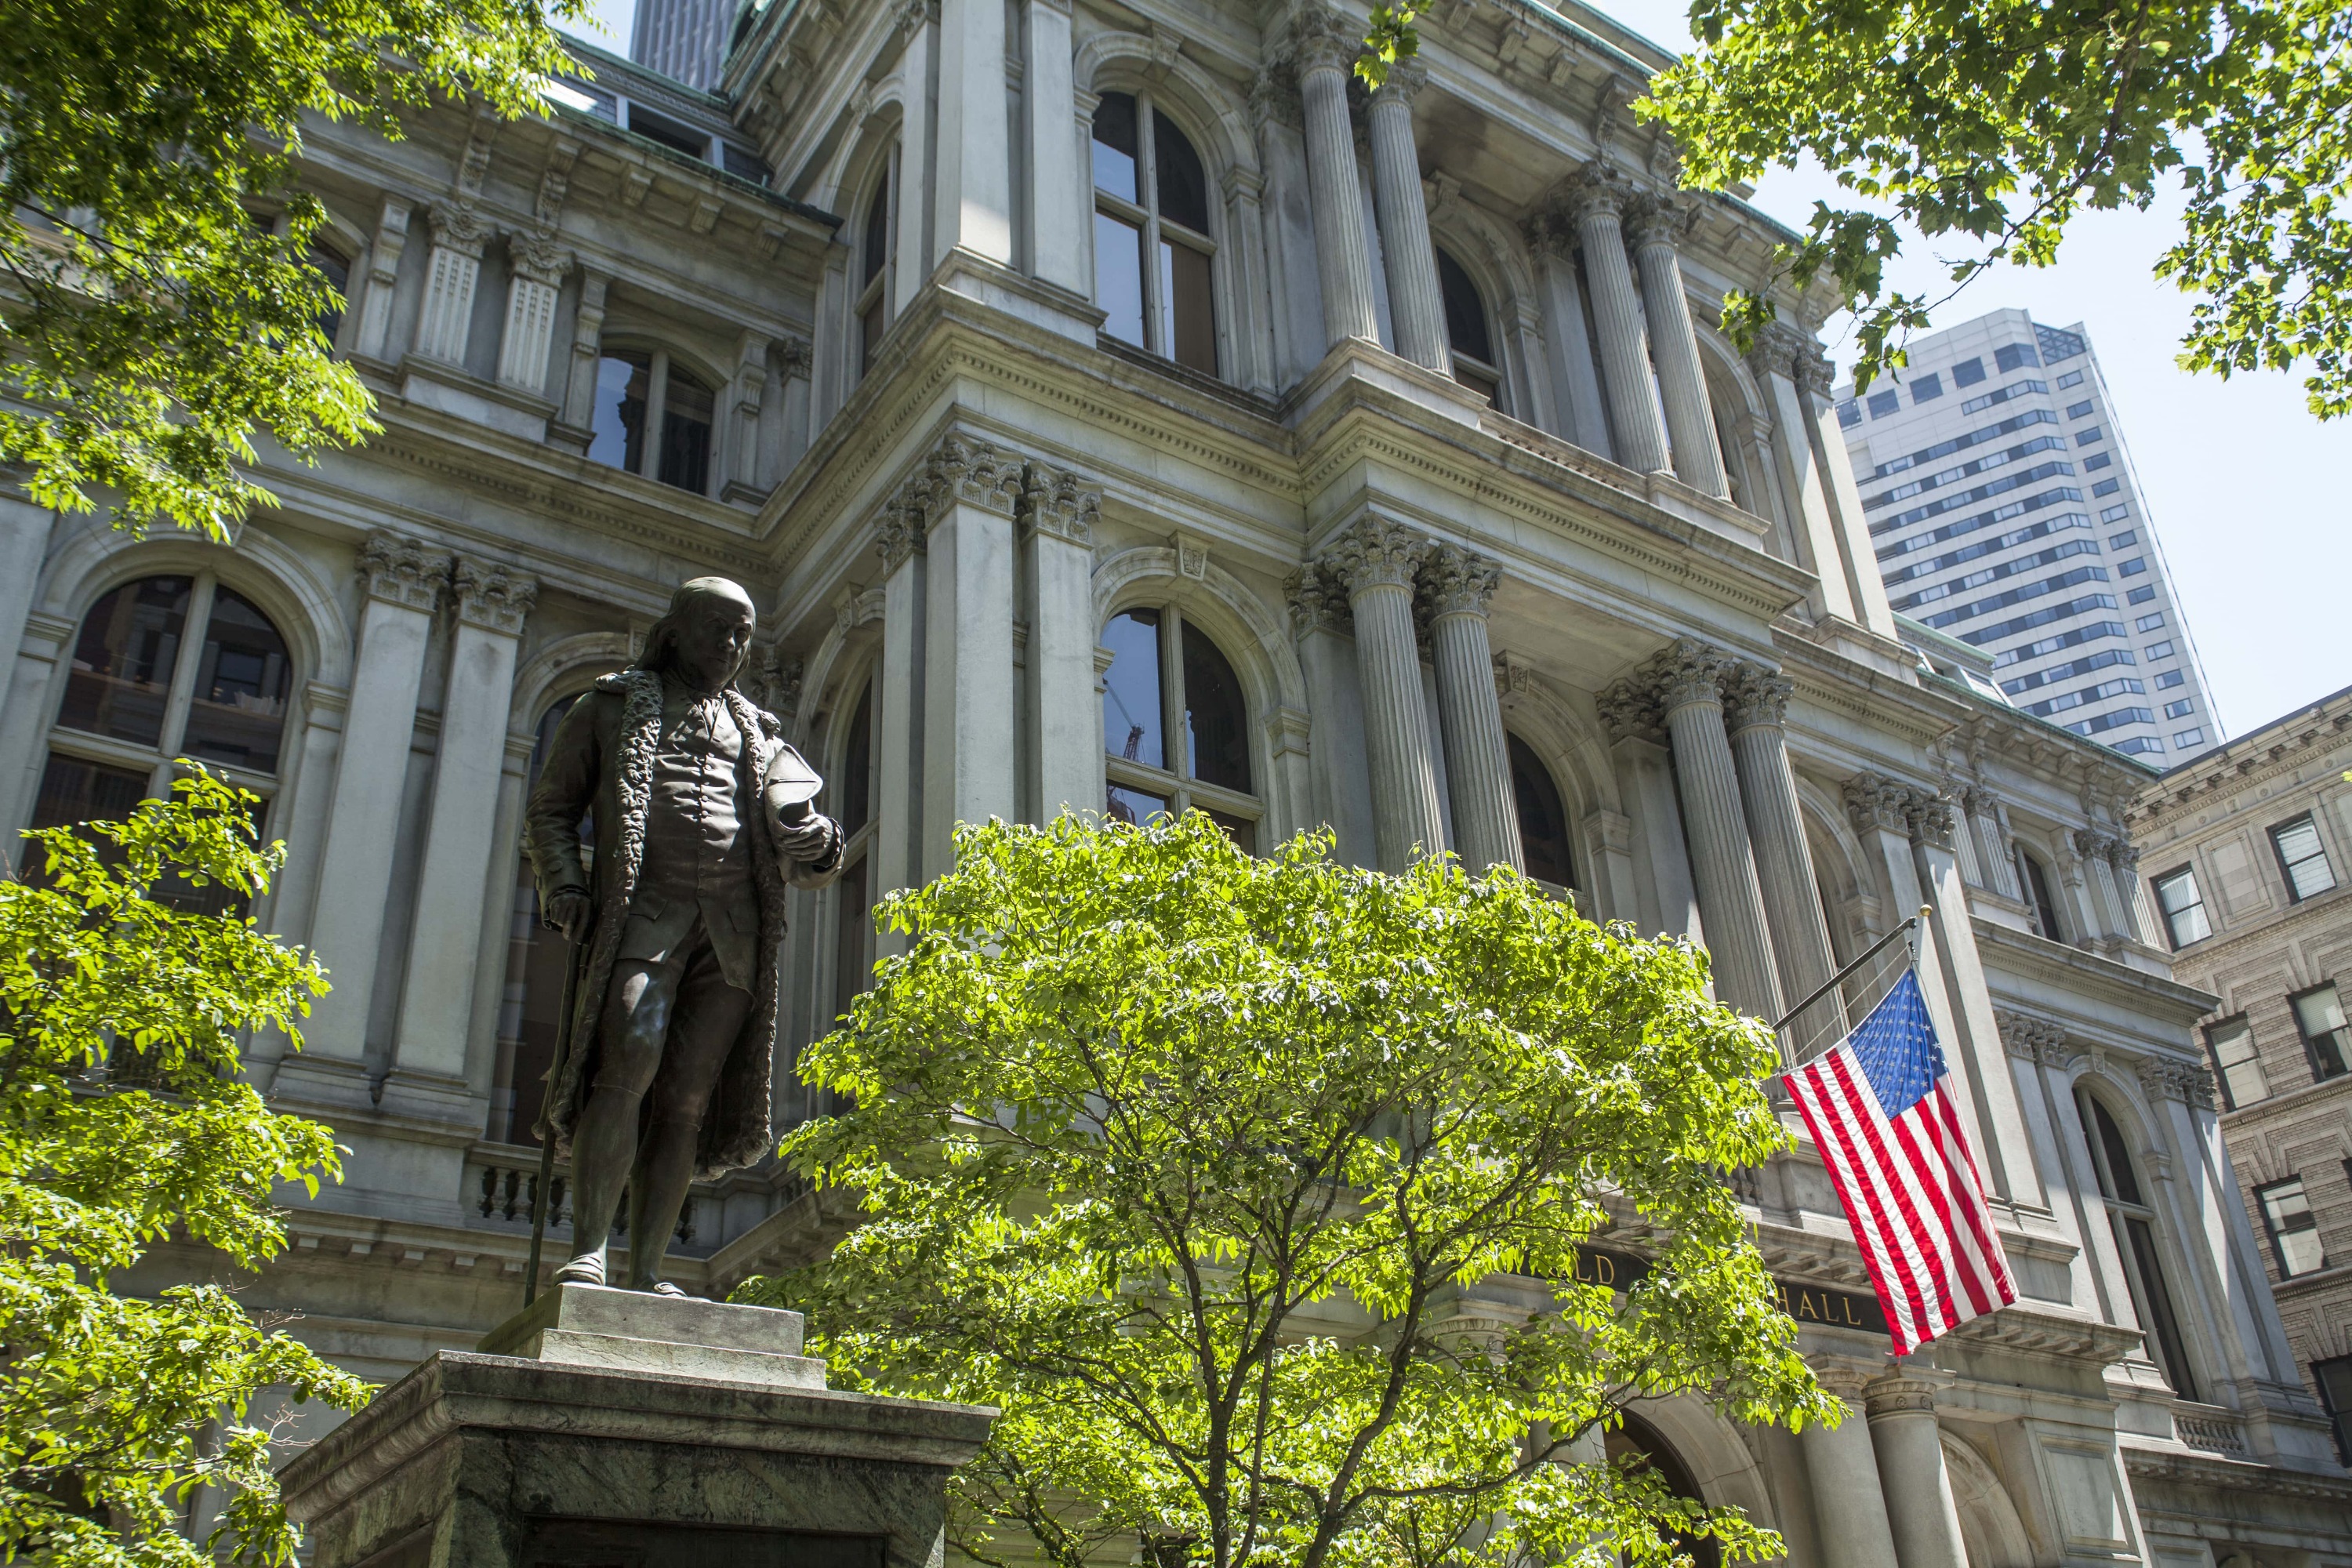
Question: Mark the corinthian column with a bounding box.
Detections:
[1325,519,1444,871]
[1421,544,1521,873]
[1646,640,1782,1016]
[1563,166,1670,476]
[1295,14,1381,347]
[1365,60,1448,372]
[1722,664,1838,1037]
[1624,197,1729,498]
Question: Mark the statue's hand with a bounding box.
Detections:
[772,811,840,866]
[544,889,593,943]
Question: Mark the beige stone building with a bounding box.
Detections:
[2129,684,2352,1467]
[3,0,2348,1562]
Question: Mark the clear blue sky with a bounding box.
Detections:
[559,0,2352,742]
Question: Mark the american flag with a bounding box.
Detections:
[1782,971,2016,1354]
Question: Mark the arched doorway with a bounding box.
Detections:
[1606,1412,1722,1568]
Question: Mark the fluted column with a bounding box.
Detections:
[1563,168,1670,476]
[1796,347,1900,635]
[1624,198,1728,498]
[496,234,568,394]
[1969,786,2023,900]
[1866,1378,1969,1568]
[1722,664,1838,1037]
[354,198,412,361]
[391,560,537,1089]
[1326,520,1444,871]
[1639,640,1782,1016]
[2109,840,2154,945]
[1295,18,1381,347]
[413,204,488,365]
[1801,1370,1904,1568]
[1745,321,1857,621]
[1365,60,1448,372]
[1422,545,1521,872]
[1527,218,1613,456]
[302,535,448,1069]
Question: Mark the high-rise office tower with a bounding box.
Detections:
[1836,308,2220,762]
[630,0,733,90]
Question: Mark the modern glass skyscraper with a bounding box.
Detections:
[1836,308,2220,762]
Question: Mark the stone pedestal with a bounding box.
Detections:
[280,1285,993,1568]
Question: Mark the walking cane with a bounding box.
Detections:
[524,929,590,1307]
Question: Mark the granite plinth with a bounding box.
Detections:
[279,1292,994,1568]
[476,1283,826,1389]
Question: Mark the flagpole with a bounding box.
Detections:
[1771,912,1925,1036]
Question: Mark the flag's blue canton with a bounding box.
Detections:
[1846,971,1943,1118]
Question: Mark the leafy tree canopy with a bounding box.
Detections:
[0,771,365,1566]
[747,814,1836,1568]
[1,0,582,540]
[1641,0,2352,416]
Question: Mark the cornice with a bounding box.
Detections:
[1972,916,2218,1023]
[2130,711,2352,831]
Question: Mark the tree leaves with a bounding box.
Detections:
[0,0,584,537]
[743,813,1835,1568]
[1643,0,2352,416]
[0,769,366,1565]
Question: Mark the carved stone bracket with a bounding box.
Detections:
[358,532,449,613]
[757,648,804,725]
[450,559,538,637]
[427,201,490,259]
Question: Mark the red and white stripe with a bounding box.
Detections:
[1785,1048,2017,1355]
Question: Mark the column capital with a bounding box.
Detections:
[921,431,1026,524]
[358,532,448,613]
[778,335,814,380]
[1864,1376,1940,1421]
[450,558,538,636]
[1560,161,1630,223]
[1842,770,1918,837]
[2140,1054,2216,1111]
[1795,346,1838,401]
[1290,5,1361,75]
[1908,791,1958,851]
[1323,517,1425,596]
[1719,662,1792,732]
[1369,55,1428,104]
[1743,320,1812,385]
[1283,564,1352,639]
[1809,1361,1876,1403]
[1018,459,1101,546]
[1595,678,1664,743]
[427,201,491,259]
[1623,193,1696,251]
[1645,636,1731,714]
[509,229,571,285]
[1420,542,1501,619]
[1995,1008,2070,1065]
[874,483,929,572]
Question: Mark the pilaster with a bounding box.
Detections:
[1019,459,1102,822]
[919,432,1022,880]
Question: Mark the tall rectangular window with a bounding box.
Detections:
[2205,1016,2267,1109]
[2270,814,2337,902]
[2292,984,2351,1080]
[2256,1178,2326,1277]
[2153,866,2210,948]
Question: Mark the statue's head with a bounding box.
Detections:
[640,577,757,695]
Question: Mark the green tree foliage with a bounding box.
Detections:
[0,771,365,1565]
[1640,0,2352,417]
[746,814,1836,1568]
[1,0,582,540]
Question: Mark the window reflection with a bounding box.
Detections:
[181,586,292,771]
[1508,735,1574,888]
[1101,609,1165,768]
[58,576,192,747]
[1091,91,1218,376]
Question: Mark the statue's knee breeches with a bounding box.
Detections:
[591,959,679,1099]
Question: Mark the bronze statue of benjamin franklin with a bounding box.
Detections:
[524,577,842,1294]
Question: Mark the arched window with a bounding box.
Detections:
[830,680,879,1021]
[490,696,583,1145]
[1436,249,1504,409]
[33,572,294,864]
[857,165,896,374]
[2017,846,2066,942]
[1508,733,1574,891]
[1605,1414,1720,1568]
[587,347,714,494]
[1100,606,1258,850]
[1091,91,1218,376]
[309,241,352,344]
[2075,1087,2198,1400]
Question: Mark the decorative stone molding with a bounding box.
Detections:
[2139,1055,2216,1111]
[427,201,490,259]
[777,336,814,380]
[1794,347,1837,401]
[358,533,448,613]
[1742,321,1811,385]
[873,485,927,574]
[1283,564,1351,639]
[1370,55,1428,103]
[920,431,1025,522]
[1559,159,1629,223]
[1907,792,1958,851]
[1289,2,1362,74]
[1171,531,1209,580]
[1420,542,1501,619]
[1492,651,1537,699]
[1995,1009,2069,1066]
[1323,517,1424,595]
[1842,771,1918,837]
[1863,1377,1940,1420]
[1719,662,1793,732]
[1623,194,1696,250]
[1018,461,1101,547]
[757,649,804,724]
[1645,637,1730,714]
[508,229,570,286]
[1594,679,1664,744]
[450,559,538,637]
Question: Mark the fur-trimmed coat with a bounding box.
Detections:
[523,668,841,1180]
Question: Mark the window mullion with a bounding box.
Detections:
[154,572,217,786]
[643,350,671,480]
[1160,610,1189,783]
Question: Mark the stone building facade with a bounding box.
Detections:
[2129,684,2352,1469]
[1,0,2345,1563]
